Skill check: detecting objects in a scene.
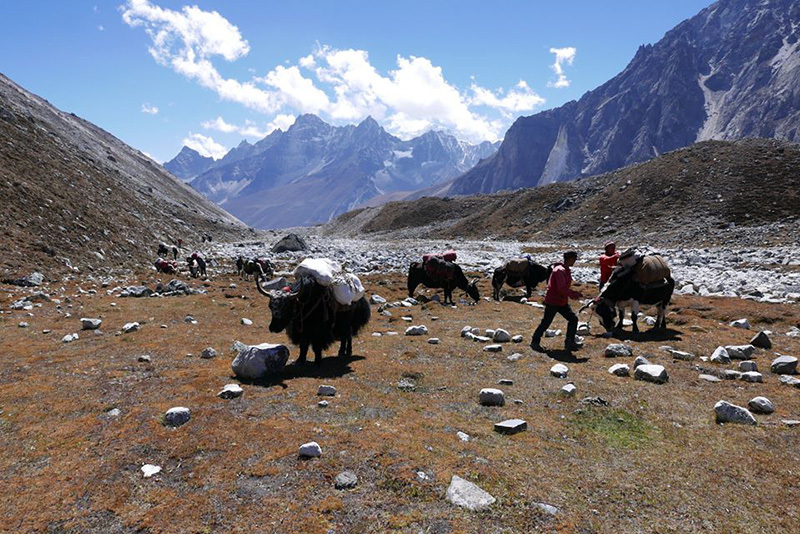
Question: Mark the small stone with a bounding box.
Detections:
[42,329,50,334]
[485,329,496,338]
[299,441,322,458]
[317,384,337,396]
[479,388,505,406]
[605,344,632,358]
[427,337,440,344]
[710,346,731,364]
[507,353,523,362]
[550,363,569,378]
[730,318,751,329]
[739,361,758,372]
[122,322,140,333]
[699,374,722,383]
[370,294,387,305]
[483,344,502,352]
[634,364,669,384]
[576,322,590,335]
[511,334,523,343]
[106,408,121,417]
[608,363,630,377]
[18,321,28,328]
[201,347,218,359]
[750,331,772,349]
[446,475,496,511]
[670,350,695,361]
[723,370,742,380]
[405,325,428,336]
[81,318,102,330]
[533,502,560,516]
[138,354,151,363]
[498,379,514,385]
[714,400,756,425]
[141,464,161,478]
[725,345,756,360]
[545,329,561,338]
[184,315,195,323]
[164,407,190,427]
[240,318,253,326]
[494,419,527,435]
[561,383,576,396]
[470,328,480,335]
[492,329,511,342]
[457,431,470,442]
[334,471,358,489]
[779,375,800,388]
[61,333,79,343]
[460,326,472,337]
[318,400,329,407]
[771,355,798,374]
[782,419,800,426]
[633,356,651,369]
[739,371,763,383]
[218,384,243,399]
[747,396,774,414]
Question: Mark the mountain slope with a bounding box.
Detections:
[324,138,800,246]
[163,146,214,181]
[447,0,800,196]
[0,73,247,278]
[187,115,499,228]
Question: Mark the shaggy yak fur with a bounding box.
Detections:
[407,261,479,305]
[240,257,274,280]
[258,274,370,364]
[491,261,552,300]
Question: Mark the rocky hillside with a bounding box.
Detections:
[447,0,800,196]
[185,114,498,228]
[0,73,248,279]
[324,139,800,246]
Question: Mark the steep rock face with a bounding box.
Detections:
[185,115,498,228]
[0,73,245,277]
[449,0,800,195]
[163,146,214,181]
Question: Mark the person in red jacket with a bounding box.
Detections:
[599,241,620,289]
[530,251,585,352]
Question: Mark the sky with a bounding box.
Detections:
[0,0,714,163]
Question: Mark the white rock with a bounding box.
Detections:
[299,441,322,458]
[470,327,480,335]
[141,464,161,478]
[724,345,756,360]
[457,431,470,442]
[240,318,253,326]
[483,344,502,352]
[492,329,511,342]
[561,383,576,396]
[670,350,695,361]
[633,356,650,369]
[164,407,190,427]
[550,363,569,378]
[577,322,590,335]
[318,400,329,408]
[748,396,774,414]
[370,294,387,305]
[494,418,528,434]
[485,329,496,338]
[61,333,79,343]
[634,364,669,384]
[81,318,102,330]
[122,322,140,333]
[545,329,561,338]
[231,343,290,380]
[405,325,428,336]
[446,475,496,511]
[608,363,630,377]
[479,388,505,406]
[507,353,523,362]
[511,334,523,343]
[428,338,440,344]
[710,346,731,364]
[714,400,757,425]
[739,371,763,383]
[317,385,337,396]
[739,361,758,372]
[730,318,751,329]
[218,384,244,399]
[605,344,632,358]
[18,321,28,328]
[771,355,798,374]
[201,347,218,359]
[460,326,473,337]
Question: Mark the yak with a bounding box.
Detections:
[154,258,177,275]
[491,259,551,301]
[187,254,207,278]
[240,257,274,281]
[257,273,370,365]
[581,257,675,333]
[407,260,479,305]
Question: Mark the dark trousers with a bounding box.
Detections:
[532,304,578,345]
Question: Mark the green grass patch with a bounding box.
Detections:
[570,408,656,449]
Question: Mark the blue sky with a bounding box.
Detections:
[1,0,714,162]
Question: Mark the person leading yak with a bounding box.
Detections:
[599,241,619,289]
[530,251,585,353]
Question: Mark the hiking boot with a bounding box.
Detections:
[565,340,583,352]
[529,340,546,353]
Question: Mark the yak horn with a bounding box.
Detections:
[578,299,595,314]
[255,272,272,297]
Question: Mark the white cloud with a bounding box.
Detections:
[264,114,296,133]
[183,132,228,159]
[548,47,576,89]
[141,103,159,114]
[98,25,105,31]
[122,1,547,142]
[201,116,279,138]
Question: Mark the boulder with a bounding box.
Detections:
[241,318,253,326]
[699,374,722,383]
[405,325,428,336]
[446,475,496,511]
[427,338,440,344]
[609,363,631,377]
[299,441,322,458]
[634,364,669,384]
[201,347,218,359]
[724,345,756,360]
[334,471,358,490]
[550,363,569,378]
[729,318,751,329]
[138,354,151,363]
[771,355,798,375]
[370,294,387,305]
[749,331,772,349]
[460,326,473,337]
[748,396,774,414]
[739,361,758,372]
[61,333,79,343]
[163,279,190,293]
[81,318,102,330]
[710,346,731,364]
[121,286,151,298]
[122,322,140,334]
[217,384,244,399]
[271,233,308,253]
[483,344,502,352]
[317,385,337,397]
[577,322,590,335]
[739,371,763,383]
[714,400,757,425]
[492,329,511,342]
[605,344,632,358]
[479,388,505,406]
[231,343,290,380]
[561,383,577,396]
[633,356,651,369]
[164,407,191,427]
[780,375,800,388]
[670,350,695,361]
[494,419,527,435]
[511,334,523,343]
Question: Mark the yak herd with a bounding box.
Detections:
[153,243,675,365]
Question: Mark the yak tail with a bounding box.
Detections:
[351,296,371,336]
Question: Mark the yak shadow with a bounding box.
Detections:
[542,349,590,364]
[607,328,683,343]
[234,354,366,389]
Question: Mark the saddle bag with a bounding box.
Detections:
[634,255,670,285]
[505,258,529,276]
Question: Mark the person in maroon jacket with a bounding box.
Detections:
[530,251,585,352]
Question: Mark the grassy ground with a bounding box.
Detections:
[0,270,798,533]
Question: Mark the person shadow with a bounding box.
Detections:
[607,328,683,343]
[541,348,589,364]
[232,354,366,389]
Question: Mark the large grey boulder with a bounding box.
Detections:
[750,331,772,349]
[446,475,496,511]
[605,344,632,358]
[609,363,631,377]
[231,343,290,380]
[405,325,428,336]
[634,364,669,384]
[710,346,731,364]
[494,419,528,435]
[121,286,151,298]
[748,396,774,414]
[492,329,511,342]
[725,345,756,360]
[217,384,244,399]
[299,441,322,458]
[714,401,757,425]
[164,407,191,427]
[335,471,358,489]
[633,356,651,369]
[739,371,763,383]
[771,355,798,375]
[479,388,505,406]
[550,363,569,378]
[739,361,758,372]
[271,233,308,253]
[81,318,102,330]
[729,318,751,329]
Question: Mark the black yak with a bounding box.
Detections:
[407,260,479,305]
[256,274,370,365]
[491,259,551,301]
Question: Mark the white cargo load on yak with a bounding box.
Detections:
[332,273,365,306]
[293,258,342,286]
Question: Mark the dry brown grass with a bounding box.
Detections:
[1,271,799,533]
